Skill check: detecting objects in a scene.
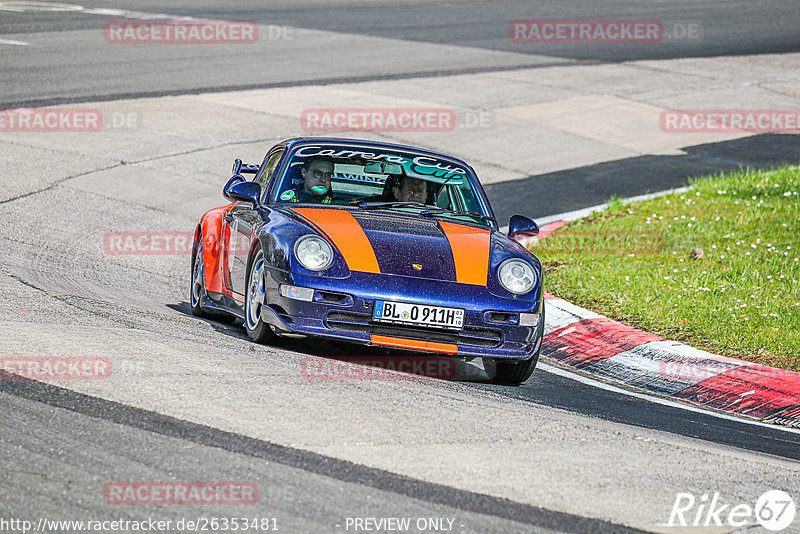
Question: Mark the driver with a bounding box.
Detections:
[281,156,336,204]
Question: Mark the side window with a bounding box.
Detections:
[256,149,284,192]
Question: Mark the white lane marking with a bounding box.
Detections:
[0,1,83,12]
[538,361,800,435]
[0,3,200,46]
[556,326,577,337]
[0,1,198,20]
[81,8,197,21]
[0,38,30,45]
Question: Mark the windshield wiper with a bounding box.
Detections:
[357,201,429,210]
[420,209,496,224]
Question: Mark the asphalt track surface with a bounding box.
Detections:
[2,0,800,107]
[2,2,800,533]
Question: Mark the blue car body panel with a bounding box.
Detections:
[196,138,544,361]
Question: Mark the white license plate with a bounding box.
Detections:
[373,300,464,330]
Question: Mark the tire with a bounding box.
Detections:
[190,237,206,317]
[245,249,278,344]
[485,308,545,385]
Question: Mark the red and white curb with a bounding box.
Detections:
[527,219,800,429]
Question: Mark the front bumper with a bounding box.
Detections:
[260,269,543,360]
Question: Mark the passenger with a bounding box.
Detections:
[393,175,429,204]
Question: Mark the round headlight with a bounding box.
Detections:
[498,259,537,295]
[294,235,334,271]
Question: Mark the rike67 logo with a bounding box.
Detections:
[667,490,796,531]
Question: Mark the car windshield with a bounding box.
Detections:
[272,143,494,225]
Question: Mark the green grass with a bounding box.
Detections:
[533,165,800,372]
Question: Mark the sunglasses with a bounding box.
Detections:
[310,169,334,180]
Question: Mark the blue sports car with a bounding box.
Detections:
[190,138,544,384]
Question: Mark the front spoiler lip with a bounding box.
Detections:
[260,305,539,360]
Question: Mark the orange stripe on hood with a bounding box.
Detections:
[292,208,380,273]
[438,221,490,285]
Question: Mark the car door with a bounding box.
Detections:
[226,148,285,296]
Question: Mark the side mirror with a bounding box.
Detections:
[508,214,539,240]
[233,158,259,175]
[223,174,246,200]
[228,181,261,207]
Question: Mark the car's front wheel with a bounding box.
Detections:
[484,308,545,385]
[245,249,278,344]
[190,237,206,317]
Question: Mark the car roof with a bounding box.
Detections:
[278,137,472,168]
